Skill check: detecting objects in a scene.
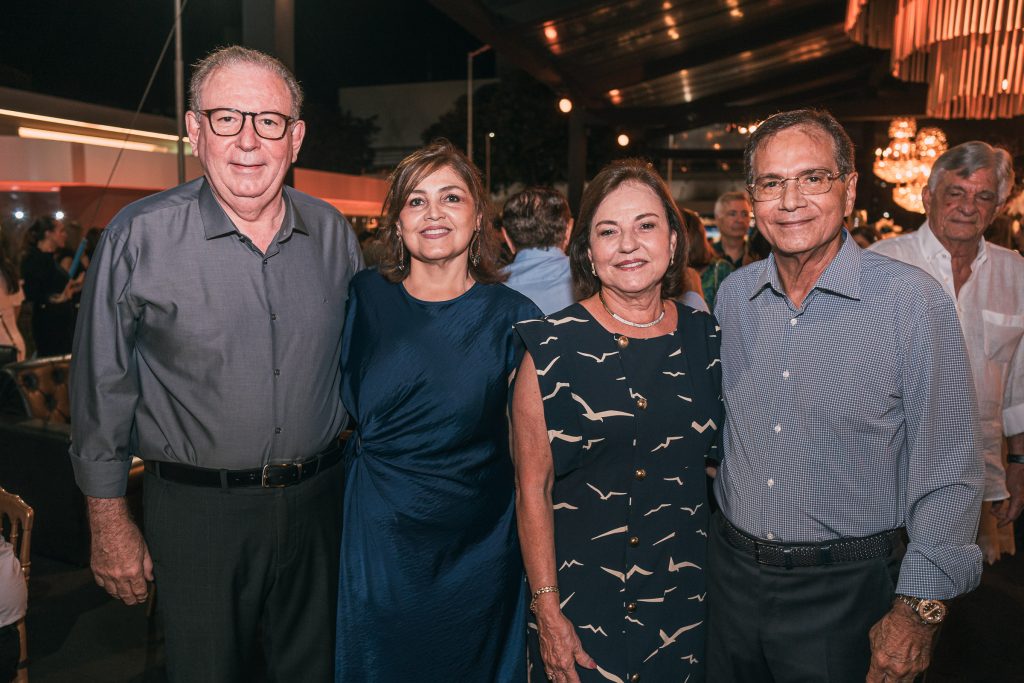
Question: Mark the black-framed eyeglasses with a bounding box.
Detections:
[748,169,847,202]
[198,108,294,140]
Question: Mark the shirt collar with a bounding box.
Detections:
[514,247,566,261]
[198,178,308,241]
[749,229,862,301]
[917,220,987,267]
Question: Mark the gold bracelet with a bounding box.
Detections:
[529,585,559,613]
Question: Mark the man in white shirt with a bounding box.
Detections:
[871,141,1024,561]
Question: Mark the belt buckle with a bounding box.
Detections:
[261,462,301,488]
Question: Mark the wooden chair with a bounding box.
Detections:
[1,355,72,424]
[0,487,33,683]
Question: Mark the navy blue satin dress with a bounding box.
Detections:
[335,269,541,682]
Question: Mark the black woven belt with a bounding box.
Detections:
[720,515,903,568]
[144,443,343,489]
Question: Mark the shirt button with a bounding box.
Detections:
[782,370,790,378]
[767,478,774,487]
[635,468,647,481]
[263,259,268,265]
[630,674,640,683]
[274,427,282,434]
[790,318,797,326]
[629,536,639,547]
[774,424,781,433]
[274,369,280,376]
[766,532,774,540]
[626,602,637,613]
[636,397,648,410]
[271,313,278,321]
[616,335,629,349]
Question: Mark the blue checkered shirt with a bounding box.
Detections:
[714,233,983,599]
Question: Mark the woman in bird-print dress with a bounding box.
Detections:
[512,159,723,683]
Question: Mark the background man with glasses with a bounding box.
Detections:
[69,45,363,681]
[871,142,1024,565]
[708,109,982,683]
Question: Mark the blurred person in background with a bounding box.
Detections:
[20,217,81,356]
[851,223,882,249]
[500,186,575,314]
[712,190,757,268]
[0,230,25,362]
[871,141,1024,565]
[0,536,27,683]
[680,207,733,311]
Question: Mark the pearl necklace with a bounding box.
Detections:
[598,291,665,329]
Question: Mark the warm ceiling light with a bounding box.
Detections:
[608,89,623,105]
[18,127,165,153]
[617,133,630,147]
[0,107,181,142]
[543,24,558,41]
[558,97,573,113]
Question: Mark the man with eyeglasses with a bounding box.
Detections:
[871,142,1024,566]
[712,190,758,268]
[69,46,363,681]
[708,109,982,683]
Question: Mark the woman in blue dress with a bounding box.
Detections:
[335,140,541,682]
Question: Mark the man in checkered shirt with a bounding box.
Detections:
[708,109,983,683]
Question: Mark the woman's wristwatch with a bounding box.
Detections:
[895,594,947,624]
[1006,453,1024,465]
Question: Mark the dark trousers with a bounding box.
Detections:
[707,511,903,683]
[143,463,344,683]
[0,623,18,683]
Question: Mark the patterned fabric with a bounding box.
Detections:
[699,258,734,312]
[515,302,723,683]
[714,232,984,600]
[335,270,540,682]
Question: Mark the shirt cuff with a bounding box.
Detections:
[894,542,982,600]
[69,449,132,498]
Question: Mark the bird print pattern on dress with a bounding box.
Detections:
[515,301,723,682]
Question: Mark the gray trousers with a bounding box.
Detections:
[143,463,343,683]
[707,511,904,683]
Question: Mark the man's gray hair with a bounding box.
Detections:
[189,45,304,119]
[927,141,1015,204]
[714,191,750,217]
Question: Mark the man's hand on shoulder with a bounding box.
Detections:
[87,496,154,606]
[866,600,939,682]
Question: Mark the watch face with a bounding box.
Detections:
[918,599,946,624]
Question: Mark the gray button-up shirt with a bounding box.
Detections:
[70,177,364,498]
[714,232,983,599]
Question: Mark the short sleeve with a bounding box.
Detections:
[513,316,587,476]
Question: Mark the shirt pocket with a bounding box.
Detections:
[981,310,1024,364]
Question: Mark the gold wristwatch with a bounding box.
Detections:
[895,594,947,625]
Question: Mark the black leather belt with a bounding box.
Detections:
[144,443,343,489]
[720,515,904,568]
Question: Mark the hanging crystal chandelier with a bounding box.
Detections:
[872,118,948,214]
